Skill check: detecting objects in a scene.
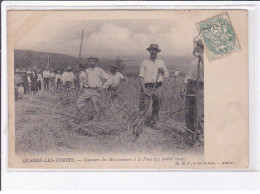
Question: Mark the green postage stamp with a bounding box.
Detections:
[196,12,240,61]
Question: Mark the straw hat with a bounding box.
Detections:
[87,56,98,61]
[146,44,161,52]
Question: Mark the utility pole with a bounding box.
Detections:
[78,30,84,62]
[47,55,50,68]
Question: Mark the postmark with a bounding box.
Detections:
[196,12,241,61]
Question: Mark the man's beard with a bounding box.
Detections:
[150,53,157,59]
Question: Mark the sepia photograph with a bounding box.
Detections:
[7,10,248,169]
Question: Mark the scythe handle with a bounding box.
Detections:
[193,55,201,143]
[136,69,160,127]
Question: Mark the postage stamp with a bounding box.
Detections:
[196,12,241,61]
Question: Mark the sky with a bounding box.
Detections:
[14,11,200,58]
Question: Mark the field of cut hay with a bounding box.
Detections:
[15,67,203,156]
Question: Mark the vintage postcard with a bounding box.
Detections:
[7,10,248,169]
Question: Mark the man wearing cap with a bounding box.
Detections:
[102,63,127,101]
[62,66,75,90]
[75,57,111,123]
[43,67,50,91]
[139,44,169,127]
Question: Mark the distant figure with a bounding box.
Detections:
[55,70,62,90]
[27,71,32,94]
[14,69,23,100]
[49,71,55,88]
[174,68,179,81]
[31,68,38,94]
[17,82,24,99]
[22,72,29,94]
[79,64,87,91]
[103,63,127,101]
[62,66,75,90]
[37,70,43,91]
[43,67,50,91]
[14,69,23,86]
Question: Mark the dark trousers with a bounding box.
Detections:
[23,83,29,94]
[56,79,62,90]
[74,79,80,90]
[185,96,195,132]
[38,81,41,91]
[65,81,72,89]
[31,80,38,94]
[185,80,204,132]
[15,88,18,101]
[139,85,163,121]
[44,78,49,90]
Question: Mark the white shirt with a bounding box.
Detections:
[32,72,37,77]
[14,75,22,85]
[37,74,43,82]
[27,76,31,83]
[62,72,75,82]
[184,58,204,84]
[139,59,169,83]
[18,86,24,93]
[43,70,50,78]
[55,74,62,82]
[79,71,86,82]
[103,72,125,89]
[85,67,110,88]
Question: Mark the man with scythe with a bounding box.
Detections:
[181,36,204,142]
[139,44,169,128]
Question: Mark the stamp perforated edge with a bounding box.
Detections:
[195,11,242,62]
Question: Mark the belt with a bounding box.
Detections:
[144,82,163,88]
[84,86,99,90]
[189,80,204,85]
